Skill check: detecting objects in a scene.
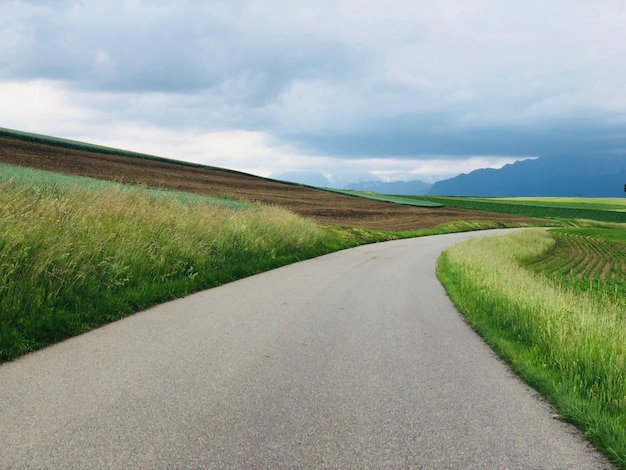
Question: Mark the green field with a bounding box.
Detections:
[524,228,626,302]
[331,190,626,222]
[496,197,626,212]
[413,195,626,224]
[438,228,626,467]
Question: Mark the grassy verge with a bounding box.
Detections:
[437,229,626,467]
[0,164,391,363]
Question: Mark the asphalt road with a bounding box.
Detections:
[0,230,612,469]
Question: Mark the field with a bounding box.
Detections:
[438,229,626,466]
[414,195,626,224]
[0,131,538,231]
[497,197,626,212]
[525,228,626,300]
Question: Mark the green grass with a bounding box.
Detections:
[414,195,626,224]
[496,197,626,212]
[438,229,626,467]
[2,163,535,363]
[0,163,395,363]
[523,228,626,303]
[326,190,626,222]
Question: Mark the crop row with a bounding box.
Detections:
[526,230,626,283]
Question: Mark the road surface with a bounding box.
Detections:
[0,230,612,468]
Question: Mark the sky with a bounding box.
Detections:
[1,0,626,185]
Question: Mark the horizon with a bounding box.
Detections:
[1,1,625,183]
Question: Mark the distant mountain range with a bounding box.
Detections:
[272,155,626,197]
[429,155,626,197]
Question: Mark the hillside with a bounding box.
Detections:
[429,155,626,197]
[0,132,535,231]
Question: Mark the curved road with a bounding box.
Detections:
[0,230,611,469]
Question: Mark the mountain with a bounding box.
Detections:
[345,179,432,195]
[429,155,626,197]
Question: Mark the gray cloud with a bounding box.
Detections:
[0,0,357,102]
[1,0,625,180]
[284,113,626,159]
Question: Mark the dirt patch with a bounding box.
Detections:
[0,136,537,231]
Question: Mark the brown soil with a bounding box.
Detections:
[0,136,537,231]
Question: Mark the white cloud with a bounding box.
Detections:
[0,81,92,133]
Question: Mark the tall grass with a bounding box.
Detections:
[0,164,389,362]
[437,229,626,467]
[0,163,549,363]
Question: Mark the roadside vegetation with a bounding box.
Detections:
[1,163,535,363]
[0,163,396,363]
[438,228,626,466]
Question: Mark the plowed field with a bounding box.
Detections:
[0,136,536,231]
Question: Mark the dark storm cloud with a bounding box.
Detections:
[285,114,626,159]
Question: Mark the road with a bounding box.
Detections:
[0,230,611,469]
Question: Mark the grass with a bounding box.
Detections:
[524,228,626,303]
[437,228,626,467]
[0,164,394,362]
[413,195,626,224]
[9,152,617,463]
[1,163,533,363]
[4,128,625,463]
[496,197,626,212]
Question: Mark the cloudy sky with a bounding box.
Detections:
[1,0,625,184]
